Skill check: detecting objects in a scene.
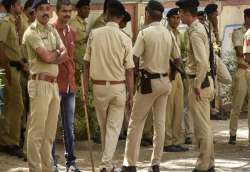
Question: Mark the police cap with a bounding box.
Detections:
[204,4,218,15]
[167,8,179,18]
[176,0,199,9]
[32,0,50,9]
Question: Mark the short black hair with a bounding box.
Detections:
[56,0,71,11]
[122,11,131,23]
[182,7,198,16]
[2,0,17,12]
[103,0,111,13]
[106,0,125,18]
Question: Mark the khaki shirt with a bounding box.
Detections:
[232,25,249,67]
[187,19,210,89]
[70,15,88,71]
[22,20,64,77]
[92,14,106,29]
[133,22,180,74]
[84,22,134,81]
[0,14,22,61]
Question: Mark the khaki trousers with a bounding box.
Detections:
[27,80,60,172]
[182,78,193,138]
[0,67,23,146]
[230,68,250,140]
[188,77,215,171]
[93,84,126,171]
[123,77,171,166]
[165,73,184,146]
[142,109,153,139]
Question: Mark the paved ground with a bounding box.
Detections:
[1,119,250,172]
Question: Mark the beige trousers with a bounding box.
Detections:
[27,80,60,172]
[123,77,171,166]
[0,67,23,146]
[188,77,215,171]
[182,78,194,138]
[142,109,154,139]
[93,84,126,171]
[165,73,184,146]
[230,68,250,140]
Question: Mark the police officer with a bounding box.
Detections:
[197,11,206,24]
[176,0,215,171]
[164,7,188,153]
[229,9,250,145]
[242,22,250,147]
[22,0,68,171]
[204,4,220,45]
[121,1,180,172]
[70,0,90,76]
[0,0,24,158]
[83,0,134,171]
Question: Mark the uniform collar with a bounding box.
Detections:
[9,14,16,23]
[167,24,180,34]
[243,25,248,33]
[106,22,119,28]
[148,21,161,27]
[76,15,86,25]
[34,19,50,31]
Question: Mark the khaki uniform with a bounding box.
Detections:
[229,26,250,138]
[70,15,88,72]
[187,20,215,171]
[84,22,134,171]
[123,22,180,166]
[181,30,194,139]
[0,14,24,147]
[164,25,184,146]
[92,14,106,29]
[22,20,64,172]
[242,29,250,141]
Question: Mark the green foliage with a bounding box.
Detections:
[220,51,236,104]
[74,71,99,140]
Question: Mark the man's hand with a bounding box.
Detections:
[82,93,88,105]
[194,87,201,101]
[245,53,250,63]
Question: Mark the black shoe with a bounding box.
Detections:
[208,166,215,172]
[148,165,160,172]
[174,145,189,151]
[192,169,207,172]
[100,168,108,172]
[0,145,24,158]
[228,135,236,145]
[141,139,152,147]
[116,166,137,172]
[185,137,192,144]
[163,145,188,152]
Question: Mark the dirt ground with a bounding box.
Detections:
[1,119,250,172]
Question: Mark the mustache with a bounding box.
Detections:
[63,15,70,19]
[42,14,49,18]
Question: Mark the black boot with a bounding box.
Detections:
[228,135,236,145]
[116,166,137,172]
[148,165,160,172]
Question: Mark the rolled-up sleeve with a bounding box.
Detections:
[83,31,93,62]
[191,31,209,89]
[123,37,134,69]
[133,31,144,58]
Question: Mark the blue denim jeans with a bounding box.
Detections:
[52,92,76,167]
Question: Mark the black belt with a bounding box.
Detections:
[140,70,168,79]
[9,60,22,70]
[188,72,211,79]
